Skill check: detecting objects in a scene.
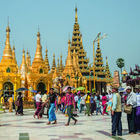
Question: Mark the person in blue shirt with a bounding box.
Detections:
[90,93,95,115]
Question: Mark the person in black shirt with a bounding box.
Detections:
[42,88,58,125]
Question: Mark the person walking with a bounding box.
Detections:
[65,87,77,126]
[42,88,58,125]
[96,95,102,115]
[125,86,137,134]
[0,94,5,113]
[16,92,24,115]
[79,92,85,113]
[8,95,13,112]
[33,90,42,119]
[111,86,122,136]
[85,92,91,116]
[38,90,48,118]
[135,85,140,132]
[90,93,95,115]
[102,92,109,116]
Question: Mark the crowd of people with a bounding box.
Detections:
[0,85,140,136]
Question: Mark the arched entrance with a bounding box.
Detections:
[37,82,46,95]
[3,82,14,96]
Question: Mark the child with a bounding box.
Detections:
[8,95,13,112]
[96,95,102,115]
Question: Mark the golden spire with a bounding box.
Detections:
[12,45,17,64]
[53,68,59,79]
[3,18,12,60]
[59,54,63,73]
[20,49,26,68]
[51,54,56,71]
[34,27,43,61]
[66,38,73,66]
[45,48,50,71]
[57,58,60,72]
[75,6,78,23]
[106,56,108,64]
[28,53,31,66]
[26,50,29,67]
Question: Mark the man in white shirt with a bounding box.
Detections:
[34,90,42,119]
[74,93,78,109]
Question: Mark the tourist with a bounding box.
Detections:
[33,90,42,119]
[90,93,95,115]
[57,94,61,111]
[33,92,37,109]
[125,86,137,134]
[8,95,13,112]
[79,92,85,113]
[65,87,77,126]
[42,88,57,125]
[96,95,102,115]
[85,92,91,116]
[16,92,24,116]
[135,85,140,132]
[102,92,109,116]
[38,90,48,118]
[0,94,5,113]
[119,91,125,111]
[61,92,66,112]
[74,93,78,109]
[111,86,122,136]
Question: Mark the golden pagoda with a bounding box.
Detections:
[0,23,21,99]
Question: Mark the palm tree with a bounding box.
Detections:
[116,58,125,81]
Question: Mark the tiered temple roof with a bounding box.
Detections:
[70,7,89,76]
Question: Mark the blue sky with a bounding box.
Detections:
[0,0,140,76]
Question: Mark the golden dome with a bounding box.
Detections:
[122,69,128,75]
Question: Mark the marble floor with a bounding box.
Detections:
[0,109,140,140]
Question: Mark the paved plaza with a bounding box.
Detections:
[0,109,140,140]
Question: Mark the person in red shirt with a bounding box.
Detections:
[65,87,77,126]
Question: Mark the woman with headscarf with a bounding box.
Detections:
[102,92,109,116]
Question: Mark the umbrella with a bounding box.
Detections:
[31,90,37,93]
[16,88,28,92]
[63,86,75,92]
[76,87,86,91]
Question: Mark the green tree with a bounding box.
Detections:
[116,58,125,80]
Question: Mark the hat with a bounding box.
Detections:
[135,85,140,89]
[125,86,131,91]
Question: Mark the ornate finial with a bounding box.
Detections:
[46,48,48,52]
[75,6,78,23]
[60,54,62,58]
[68,37,71,44]
[37,25,40,37]
[23,49,25,53]
[27,50,29,54]
[6,16,10,32]
[13,45,15,50]
[53,54,55,57]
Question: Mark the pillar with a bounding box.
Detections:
[14,77,17,101]
[89,81,91,92]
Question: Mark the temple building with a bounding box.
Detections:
[0,7,113,100]
[122,65,140,90]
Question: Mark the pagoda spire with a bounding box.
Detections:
[34,27,43,61]
[45,48,50,71]
[51,54,56,72]
[20,49,26,69]
[26,50,29,67]
[66,38,73,67]
[105,57,111,78]
[12,45,17,64]
[75,6,78,23]
[57,58,60,72]
[28,53,31,66]
[59,54,63,73]
[2,18,12,60]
